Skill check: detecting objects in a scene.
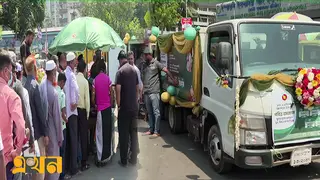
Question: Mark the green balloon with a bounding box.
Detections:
[167,85,176,96]
[131,35,137,40]
[184,27,197,41]
[151,26,160,37]
[195,26,201,31]
[184,27,197,40]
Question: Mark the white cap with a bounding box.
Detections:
[66,52,76,62]
[15,63,22,72]
[45,60,56,71]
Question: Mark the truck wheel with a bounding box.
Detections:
[168,105,183,134]
[164,104,169,121]
[182,108,192,132]
[160,101,167,121]
[207,125,233,174]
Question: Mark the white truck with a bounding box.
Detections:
[158,18,320,174]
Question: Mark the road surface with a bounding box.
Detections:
[73,120,320,180]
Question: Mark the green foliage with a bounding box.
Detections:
[126,17,144,39]
[144,10,152,28]
[81,2,110,22]
[151,1,182,31]
[81,2,145,39]
[0,0,45,40]
[81,0,199,37]
[178,0,199,18]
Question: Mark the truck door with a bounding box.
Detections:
[201,24,236,157]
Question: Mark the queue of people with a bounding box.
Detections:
[0,30,177,180]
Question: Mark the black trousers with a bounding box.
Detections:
[66,115,78,174]
[88,113,97,154]
[77,108,88,165]
[118,109,139,164]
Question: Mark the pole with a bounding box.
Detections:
[234,0,236,19]
[86,48,88,78]
[186,0,188,18]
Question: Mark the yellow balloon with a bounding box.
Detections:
[161,92,171,103]
[125,33,130,39]
[124,38,129,44]
[169,96,176,106]
[149,34,157,43]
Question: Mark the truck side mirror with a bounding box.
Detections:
[216,42,232,70]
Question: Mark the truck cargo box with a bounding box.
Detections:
[156,31,202,110]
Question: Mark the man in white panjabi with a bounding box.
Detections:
[40,60,63,180]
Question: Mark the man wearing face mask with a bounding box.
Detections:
[20,30,34,79]
[0,49,25,180]
[24,55,49,180]
[8,51,35,149]
[8,51,36,180]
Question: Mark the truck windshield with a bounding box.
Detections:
[239,23,320,76]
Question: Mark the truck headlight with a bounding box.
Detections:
[239,113,267,145]
[240,129,267,145]
[240,113,266,130]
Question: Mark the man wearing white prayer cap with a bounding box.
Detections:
[41,60,63,180]
[64,52,81,178]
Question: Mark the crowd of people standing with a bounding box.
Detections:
[0,29,177,180]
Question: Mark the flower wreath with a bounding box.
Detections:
[295,67,320,108]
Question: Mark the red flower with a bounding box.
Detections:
[302,98,309,105]
[302,89,308,95]
[298,68,302,71]
[312,69,317,74]
[308,88,314,95]
[303,78,310,86]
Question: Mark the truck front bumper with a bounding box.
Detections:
[235,143,320,169]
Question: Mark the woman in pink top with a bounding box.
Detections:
[92,61,114,167]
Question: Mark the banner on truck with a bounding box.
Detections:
[160,47,195,102]
[272,88,320,145]
[215,0,320,22]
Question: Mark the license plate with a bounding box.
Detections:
[290,148,312,167]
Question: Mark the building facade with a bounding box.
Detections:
[45,0,82,28]
[193,2,217,27]
[216,1,320,22]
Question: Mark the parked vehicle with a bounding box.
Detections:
[158,18,320,174]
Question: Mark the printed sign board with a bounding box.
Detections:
[181,18,193,31]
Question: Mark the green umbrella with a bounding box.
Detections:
[49,17,125,54]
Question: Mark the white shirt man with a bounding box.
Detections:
[63,52,80,177]
[64,53,80,118]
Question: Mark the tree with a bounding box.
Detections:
[178,0,199,18]
[80,1,110,22]
[144,10,152,28]
[0,0,45,40]
[126,17,144,39]
[81,2,145,39]
[150,1,182,31]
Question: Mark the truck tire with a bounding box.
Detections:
[207,125,233,174]
[160,101,167,121]
[182,108,192,132]
[168,105,183,134]
[164,103,169,121]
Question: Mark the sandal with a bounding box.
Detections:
[81,164,90,171]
